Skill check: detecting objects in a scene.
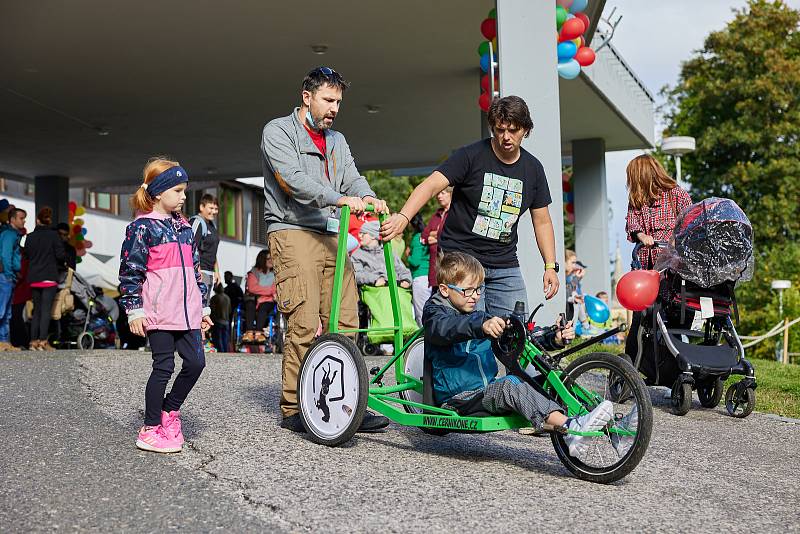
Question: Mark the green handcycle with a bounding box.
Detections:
[297,206,652,483]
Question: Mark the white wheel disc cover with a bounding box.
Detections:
[300,341,361,439]
[401,339,424,412]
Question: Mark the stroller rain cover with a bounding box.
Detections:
[655,197,754,288]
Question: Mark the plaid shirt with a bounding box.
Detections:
[626,186,692,268]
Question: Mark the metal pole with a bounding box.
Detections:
[783,317,790,365]
[674,154,682,183]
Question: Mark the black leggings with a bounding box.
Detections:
[244,300,275,331]
[144,330,205,426]
[31,287,57,341]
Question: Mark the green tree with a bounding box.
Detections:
[661,0,800,358]
[662,0,800,245]
[363,170,440,247]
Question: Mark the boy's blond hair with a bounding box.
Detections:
[436,252,484,286]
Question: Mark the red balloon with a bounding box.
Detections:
[616,270,661,311]
[68,201,77,213]
[575,46,596,67]
[478,91,491,112]
[559,18,586,41]
[480,18,497,40]
[480,74,499,93]
[562,181,571,193]
[575,12,590,31]
[565,203,574,214]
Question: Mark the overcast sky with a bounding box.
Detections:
[601,0,800,266]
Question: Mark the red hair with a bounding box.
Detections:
[130,156,180,214]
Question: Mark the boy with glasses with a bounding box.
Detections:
[423,252,613,456]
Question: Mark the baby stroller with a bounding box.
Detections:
[357,285,417,355]
[233,301,285,354]
[627,198,756,418]
[53,270,119,350]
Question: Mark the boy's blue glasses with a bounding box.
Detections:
[446,284,484,298]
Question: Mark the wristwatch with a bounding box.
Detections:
[545,262,560,273]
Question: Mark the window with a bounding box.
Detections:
[218,184,242,240]
[86,191,119,214]
[252,194,268,245]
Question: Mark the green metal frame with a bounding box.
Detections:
[328,206,634,438]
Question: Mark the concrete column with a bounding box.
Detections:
[572,138,611,296]
[497,0,565,324]
[34,175,69,224]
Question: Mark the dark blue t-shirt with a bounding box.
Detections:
[436,139,551,268]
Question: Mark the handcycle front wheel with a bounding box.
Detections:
[297,334,368,446]
[551,352,653,484]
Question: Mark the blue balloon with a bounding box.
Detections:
[565,191,574,203]
[557,41,577,61]
[480,52,497,73]
[584,294,611,324]
[570,0,589,13]
[81,228,88,235]
[557,59,581,79]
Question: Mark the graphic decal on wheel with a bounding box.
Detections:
[313,357,345,422]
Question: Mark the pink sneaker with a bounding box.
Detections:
[161,410,185,446]
[135,425,182,453]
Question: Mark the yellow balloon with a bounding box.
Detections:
[73,218,84,227]
[492,37,498,51]
[76,206,86,216]
[572,37,581,47]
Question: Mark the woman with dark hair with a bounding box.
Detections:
[24,206,66,350]
[406,214,431,324]
[242,249,276,343]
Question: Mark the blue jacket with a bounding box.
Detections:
[422,291,560,406]
[0,225,22,282]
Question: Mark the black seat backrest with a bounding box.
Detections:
[423,355,435,409]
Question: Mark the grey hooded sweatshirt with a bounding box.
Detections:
[260,109,376,234]
[351,243,412,286]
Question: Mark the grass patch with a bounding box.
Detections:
[551,342,800,418]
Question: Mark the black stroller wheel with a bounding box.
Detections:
[670,381,692,416]
[725,383,755,418]
[77,332,94,351]
[697,378,724,408]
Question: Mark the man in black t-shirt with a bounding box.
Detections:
[381,96,559,318]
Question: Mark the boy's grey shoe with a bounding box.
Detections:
[610,404,638,455]
[564,400,614,457]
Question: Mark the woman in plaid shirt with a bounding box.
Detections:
[625,155,692,269]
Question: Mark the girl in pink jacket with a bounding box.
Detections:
[119,157,212,454]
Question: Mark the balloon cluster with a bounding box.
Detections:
[67,201,93,264]
[477,8,499,112]
[556,0,597,80]
[562,171,575,223]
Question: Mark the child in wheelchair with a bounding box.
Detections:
[352,221,415,354]
[423,251,615,456]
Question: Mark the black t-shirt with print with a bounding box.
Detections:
[436,138,551,269]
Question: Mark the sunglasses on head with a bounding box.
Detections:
[313,66,342,79]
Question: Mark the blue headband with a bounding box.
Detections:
[143,166,189,197]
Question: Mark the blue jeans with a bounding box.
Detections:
[0,278,14,342]
[475,266,528,318]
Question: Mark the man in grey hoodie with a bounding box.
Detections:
[261,66,390,433]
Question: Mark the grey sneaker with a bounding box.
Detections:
[610,404,638,455]
[564,400,614,457]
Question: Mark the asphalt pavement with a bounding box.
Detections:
[2,350,799,533]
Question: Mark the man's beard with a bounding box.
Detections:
[311,111,334,130]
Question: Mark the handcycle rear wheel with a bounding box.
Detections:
[551,352,653,484]
[297,334,368,446]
